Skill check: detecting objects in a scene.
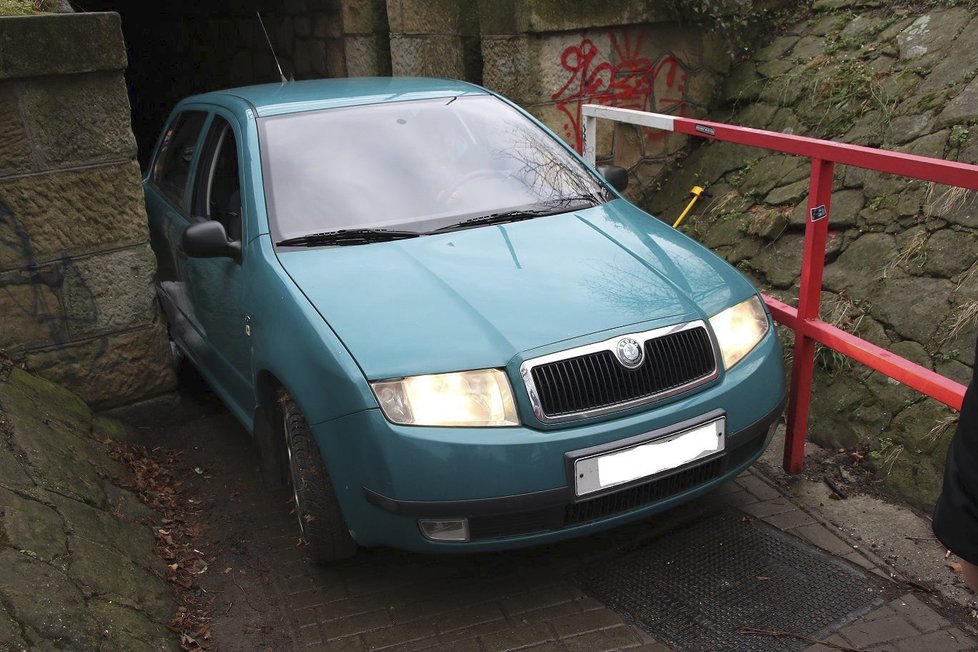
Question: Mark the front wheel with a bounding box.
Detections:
[280,393,357,563]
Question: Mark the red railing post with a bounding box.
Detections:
[783,158,834,474]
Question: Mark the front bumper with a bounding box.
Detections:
[311,330,785,552]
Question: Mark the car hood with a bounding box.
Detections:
[276,200,754,380]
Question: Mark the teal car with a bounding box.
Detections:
[144,77,785,562]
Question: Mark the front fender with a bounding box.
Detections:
[248,236,376,426]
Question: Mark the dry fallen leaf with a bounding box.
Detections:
[948,562,963,574]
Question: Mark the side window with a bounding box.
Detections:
[152,111,207,208]
[193,116,243,242]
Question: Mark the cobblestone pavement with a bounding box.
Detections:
[265,475,977,652]
[144,404,978,652]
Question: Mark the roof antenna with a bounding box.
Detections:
[257,12,289,84]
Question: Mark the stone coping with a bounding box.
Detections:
[0,12,126,81]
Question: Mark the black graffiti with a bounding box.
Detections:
[0,197,105,356]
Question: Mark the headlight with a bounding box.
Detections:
[371,369,519,427]
[709,296,769,370]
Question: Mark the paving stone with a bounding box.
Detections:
[842,550,876,570]
[548,608,626,638]
[320,609,392,641]
[740,498,797,518]
[510,600,584,625]
[439,618,513,645]
[433,601,506,634]
[736,474,783,501]
[889,593,952,633]
[763,507,817,531]
[576,596,607,612]
[296,622,324,647]
[500,586,579,616]
[478,621,556,651]
[361,620,438,650]
[295,606,323,628]
[839,615,921,647]
[289,589,331,611]
[512,642,564,652]
[320,636,366,651]
[322,593,400,622]
[721,489,761,508]
[560,625,645,651]
[423,637,482,652]
[893,628,976,652]
[793,523,857,556]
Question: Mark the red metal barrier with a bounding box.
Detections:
[582,105,972,474]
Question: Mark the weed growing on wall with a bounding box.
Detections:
[0,0,38,15]
[670,0,805,52]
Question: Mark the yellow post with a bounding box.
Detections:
[673,186,705,229]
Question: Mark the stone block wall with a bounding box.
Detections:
[477,0,735,205]
[386,0,480,81]
[0,13,175,409]
[341,0,392,77]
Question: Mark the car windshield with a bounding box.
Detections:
[258,95,609,242]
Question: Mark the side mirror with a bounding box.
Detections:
[182,221,241,263]
[598,165,629,192]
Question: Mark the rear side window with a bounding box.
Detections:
[152,111,207,208]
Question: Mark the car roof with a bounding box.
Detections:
[185,77,489,117]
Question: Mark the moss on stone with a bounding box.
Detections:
[0,1,38,17]
[0,486,68,562]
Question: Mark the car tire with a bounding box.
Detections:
[280,393,358,563]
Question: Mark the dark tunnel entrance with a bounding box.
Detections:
[73,0,389,168]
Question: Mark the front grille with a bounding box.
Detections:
[529,326,716,418]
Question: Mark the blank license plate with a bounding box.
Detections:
[575,418,725,496]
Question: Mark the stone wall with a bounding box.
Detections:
[341,0,393,77]
[645,2,978,510]
[0,363,174,649]
[0,13,175,409]
[387,0,480,81]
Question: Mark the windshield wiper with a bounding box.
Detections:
[276,228,421,247]
[433,209,550,232]
[434,196,603,234]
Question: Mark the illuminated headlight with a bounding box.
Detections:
[371,369,519,427]
[709,296,769,370]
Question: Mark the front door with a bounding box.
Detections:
[181,112,252,414]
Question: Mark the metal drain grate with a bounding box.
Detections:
[575,511,890,652]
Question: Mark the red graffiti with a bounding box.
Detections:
[552,30,688,152]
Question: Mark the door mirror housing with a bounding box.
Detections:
[183,221,241,263]
[597,165,629,192]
